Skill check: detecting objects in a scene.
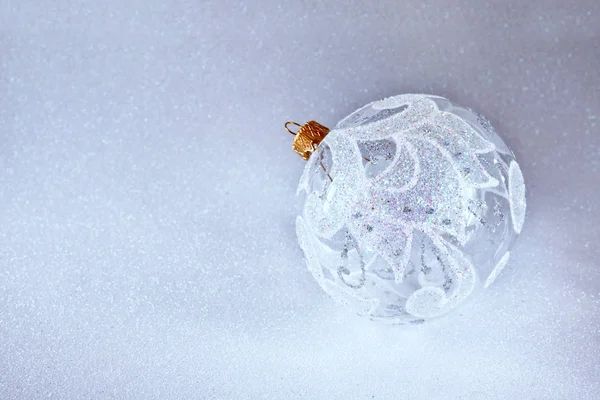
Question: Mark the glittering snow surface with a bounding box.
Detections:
[1,1,599,399]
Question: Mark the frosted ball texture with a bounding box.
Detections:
[296,94,526,323]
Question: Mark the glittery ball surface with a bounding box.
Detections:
[297,94,526,323]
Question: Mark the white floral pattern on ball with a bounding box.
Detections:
[297,94,526,323]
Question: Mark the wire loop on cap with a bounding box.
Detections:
[285,121,302,136]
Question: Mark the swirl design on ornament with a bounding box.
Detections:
[297,94,524,321]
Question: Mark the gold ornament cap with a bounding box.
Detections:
[285,121,330,160]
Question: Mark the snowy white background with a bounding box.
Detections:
[1,1,599,399]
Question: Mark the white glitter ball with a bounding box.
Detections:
[297,94,527,323]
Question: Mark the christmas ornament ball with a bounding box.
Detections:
[295,94,526,323]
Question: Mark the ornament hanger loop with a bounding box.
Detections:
[284,121,302,136]
[285,120,331,160]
